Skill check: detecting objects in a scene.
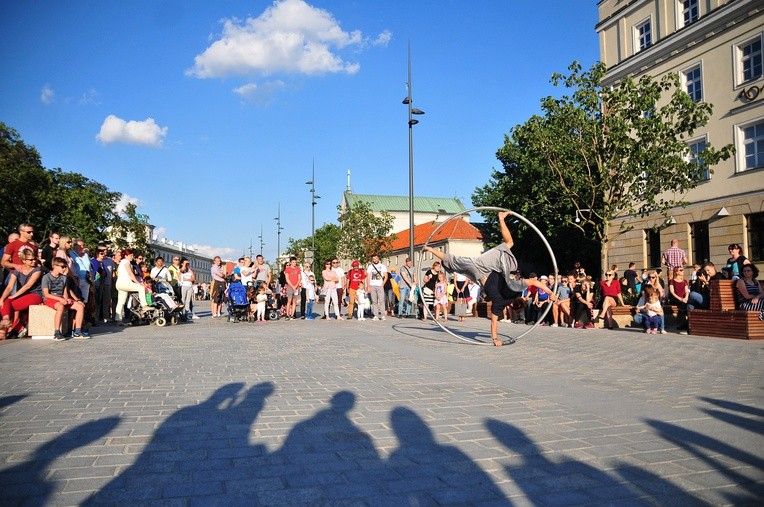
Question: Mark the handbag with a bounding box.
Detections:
[455,299,468,317]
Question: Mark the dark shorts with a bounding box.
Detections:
[484,272,522,317]
[211,280,226,304]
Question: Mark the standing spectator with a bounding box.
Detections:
[734,264,764,320]
[623,262,638,295]
[1,224,38,274]
[322,260,342,320]
[332,259,346,316]
[384,267,397,317]
[597,269,624,330]
[99,248,115,322]
[421,261,441,320]
[304,274,317,320]
[662,239,688,282]
[90,249,105,324]
[167,255,182,299]
[254,254,272,286]
[210,256,226,318]
[300,261,315,319]
[668,266,690,334]
[724,243,751,280]
[366,253,388,321]
[70,239,92,304]
[433,271,449,321]
[345,260,366,320]
[284,257,301,320]
[397,257,416,318]
[179,258,198,320]
[0,250,43,338]
[40,232,60,272]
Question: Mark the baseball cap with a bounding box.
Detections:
[351,260,359,267]
[539,275,548,281]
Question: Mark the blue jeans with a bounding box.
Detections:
[634,312,665,330]
[398,286,411,315]
[687,291,706,310]
[306,300,314,318]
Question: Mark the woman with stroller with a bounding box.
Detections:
[115,249,150,325]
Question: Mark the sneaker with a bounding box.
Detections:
[584,323,594,329]
[17,327,28,338]
[372,316,379,321]
[550,323,558,328]
[660,329,666,334]
[306,317,315,320]
[574,322,583,329]
[337,316,344,320]
[678,329,688,335]
[53,331,66,341]
[321,315,327,320]
[73,331,91,340]
[381,316,386,321]
[191,314,200,320]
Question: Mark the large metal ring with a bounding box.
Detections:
[416,207,558,345]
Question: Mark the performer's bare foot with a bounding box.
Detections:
[492,337,503,347]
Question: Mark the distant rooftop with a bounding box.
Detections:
[343,192,466,214]
[389,218,484,250]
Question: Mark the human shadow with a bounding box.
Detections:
[646,419,764,504]
[388,407,509,505]
[86,381,274,505]
[486,418,706,505]
[257,391,387,504]
[0,394,28,411]
[0,416,120,506]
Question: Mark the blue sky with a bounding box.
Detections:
[0,0,599,261]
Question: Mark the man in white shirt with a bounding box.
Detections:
[366,253,388,320]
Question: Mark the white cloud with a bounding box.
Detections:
[115,193,140,214]
[41,84,55,104]
[234,79,286,104]
[372,30,392,47]
[79,88,101,105]
[188,244,239,260]
[96,115,168,147]
[186,0,366,79]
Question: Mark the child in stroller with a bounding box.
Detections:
[226,280,250,322]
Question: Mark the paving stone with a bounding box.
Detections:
[0,301,761,505]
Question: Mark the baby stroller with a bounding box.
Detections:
[227,282,250,322]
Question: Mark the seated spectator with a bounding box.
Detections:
[596,269,624,330]
[552,273,573,327]
[0,250,43,338]
[688,262,723,310]
[572,277,595,329]
[724,243,751,280]
[668,267,690,333]
[42,258,87,340]
[735,264,764,321]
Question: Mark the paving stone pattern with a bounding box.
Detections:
[0,303,762,506]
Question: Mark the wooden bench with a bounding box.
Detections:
[688,279,764,340]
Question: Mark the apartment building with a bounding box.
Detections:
[596,0,764,269]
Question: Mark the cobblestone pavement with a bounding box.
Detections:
[1,302,762,506]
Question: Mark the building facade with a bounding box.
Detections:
[147,226,213,284]
[596,0,764,269]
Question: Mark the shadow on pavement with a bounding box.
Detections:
[0,394,28,411]
[0,417,121,506]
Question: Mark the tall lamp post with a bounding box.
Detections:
[258,224,264,257]
[402,42,425,265]
[274,203,284,263]
[305,159,321,261]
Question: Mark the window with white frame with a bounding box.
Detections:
[681,0,699,26]
[738,35,763,84]
[635,19,652,52]
[740,120,764,171]
[687,137,709,181]
[684,65,702,102]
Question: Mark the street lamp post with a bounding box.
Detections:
[274,203,284,263]
[305,159,321,261]
[258,224,264,257]
[403,42,425,265]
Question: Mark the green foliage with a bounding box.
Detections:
[286,222,341,266]
[108,203,152,258]
[0,121,150,252]
[336,201,396,262]
[474,61,733,272]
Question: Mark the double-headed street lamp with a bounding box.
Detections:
[305,160,321,260]
[403,42,425,265]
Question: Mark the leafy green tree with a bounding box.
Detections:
[336,201,395,262]
[286,222,341,266]
[476,61,733,272]
[108,203,152,258]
